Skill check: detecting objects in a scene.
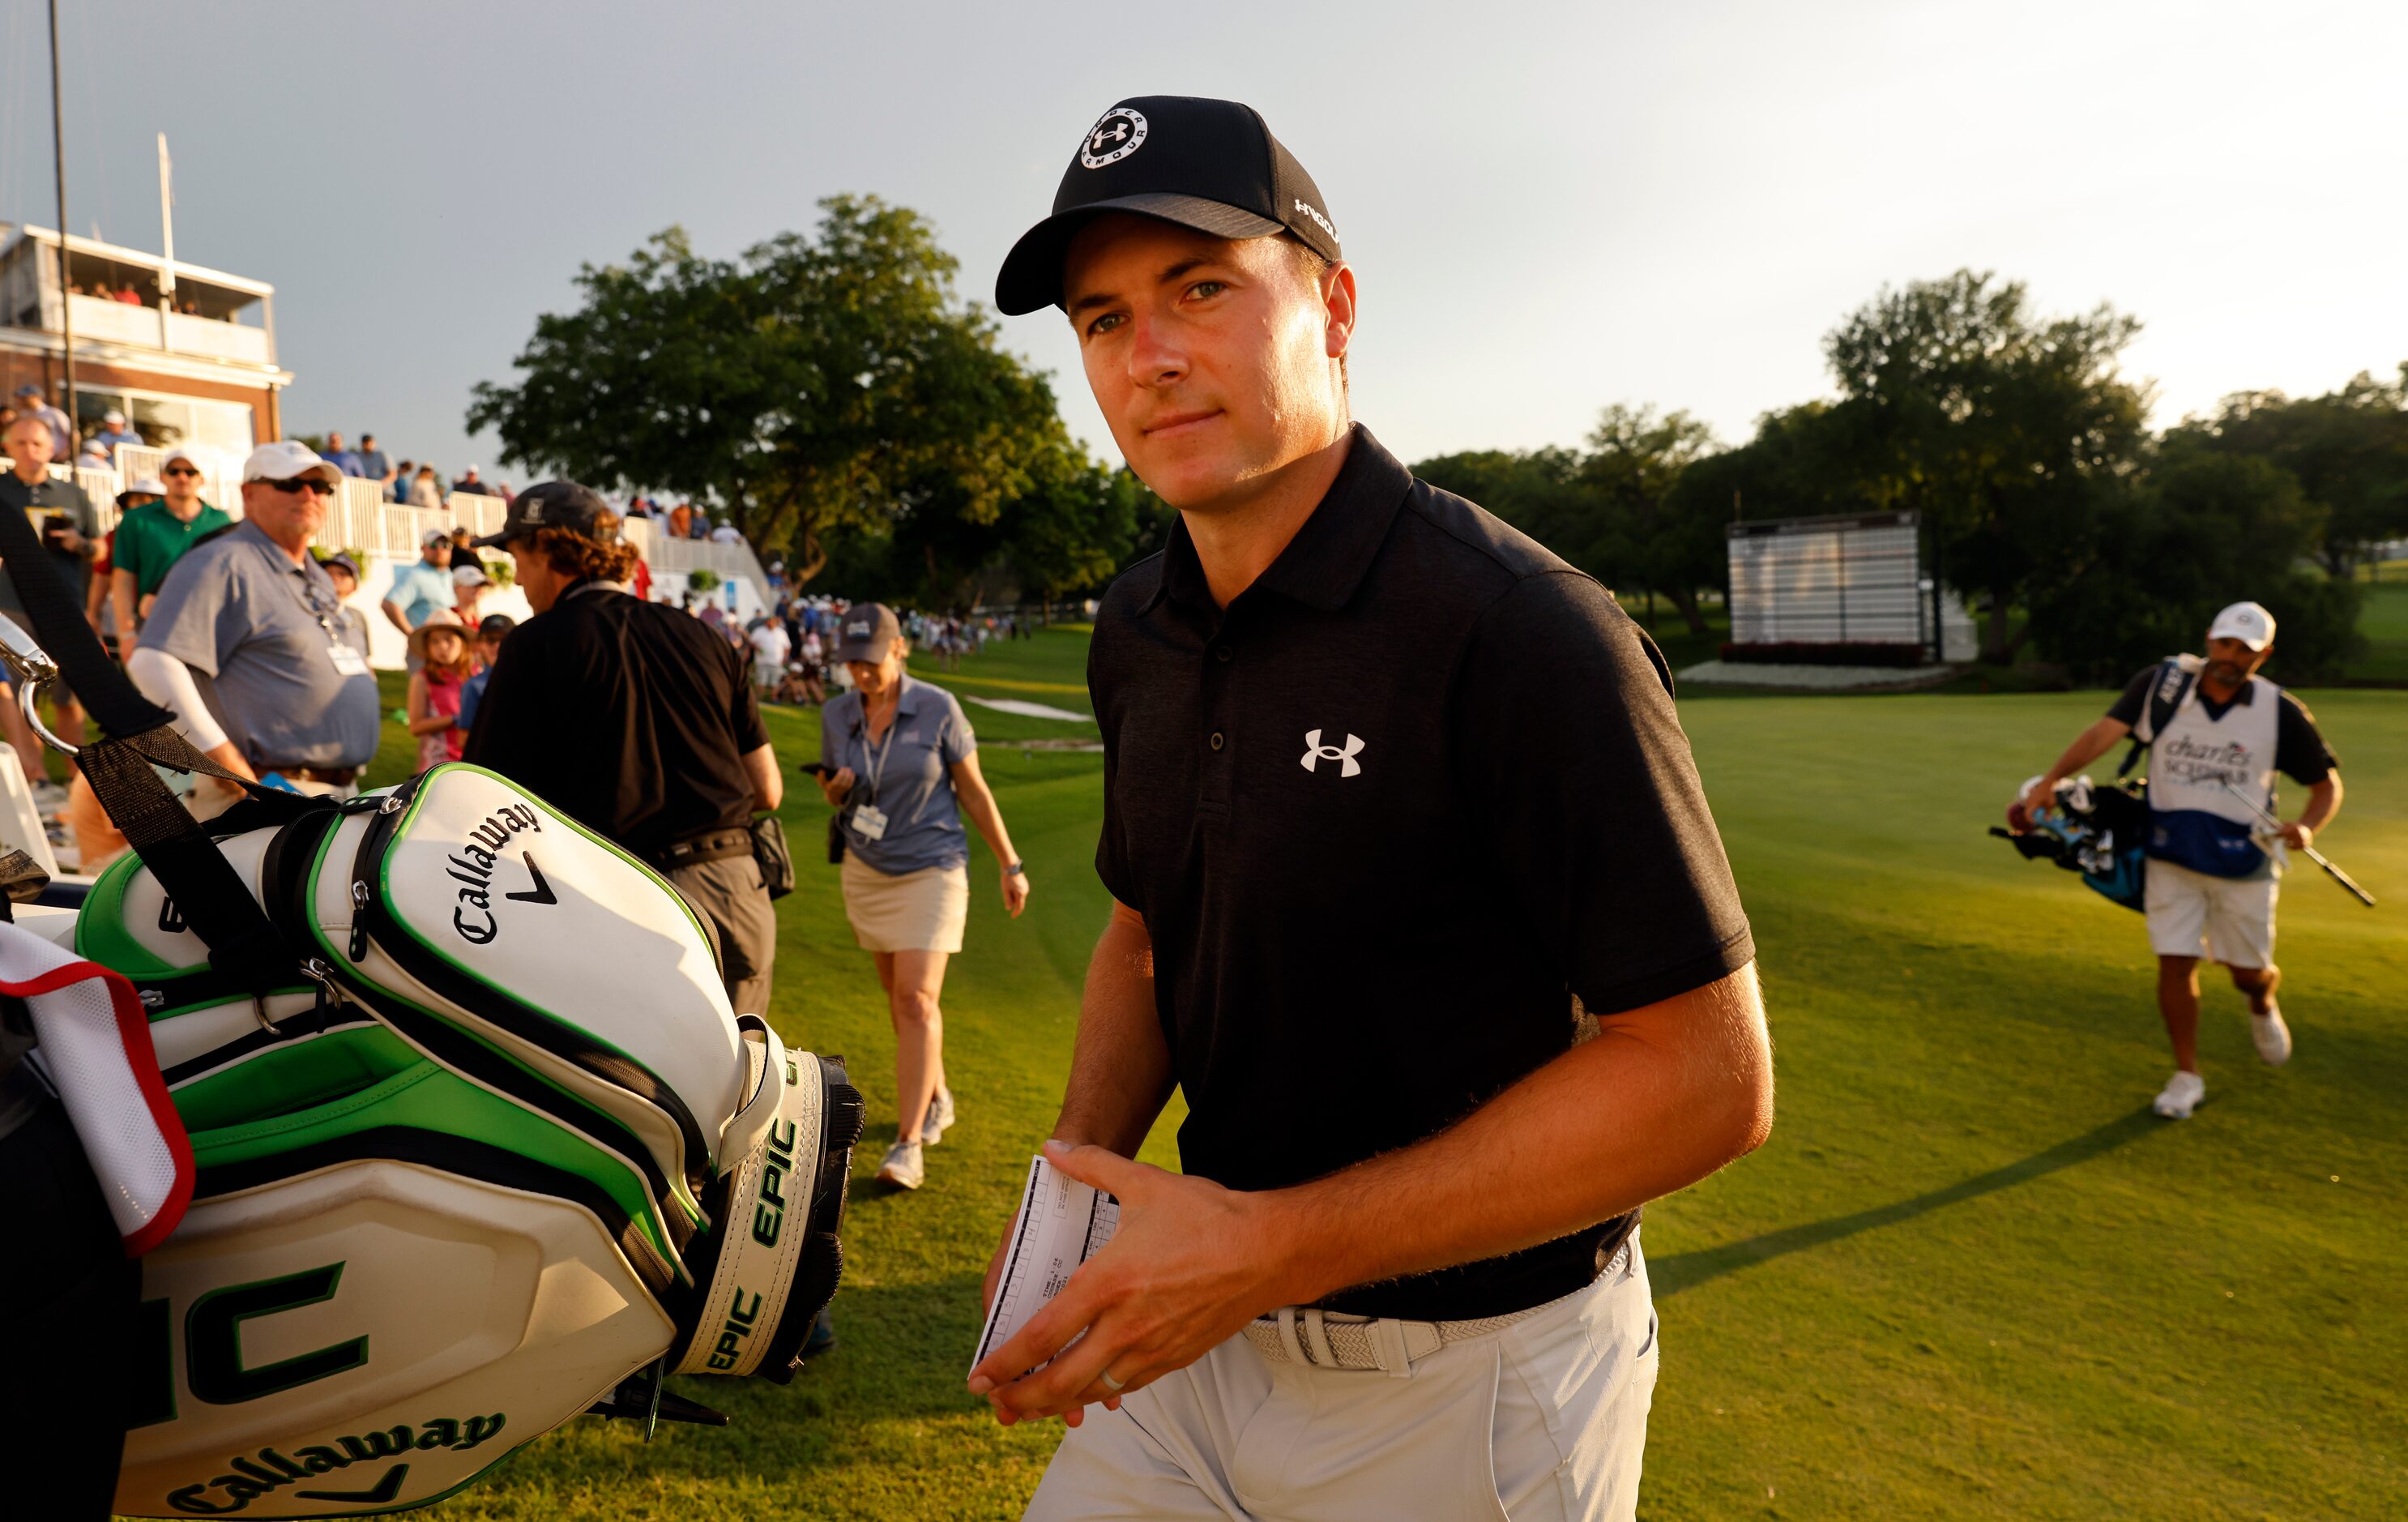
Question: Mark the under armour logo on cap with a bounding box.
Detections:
[1081,106,1148,169]
[1300,729,1364,778]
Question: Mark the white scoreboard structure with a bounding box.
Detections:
[1726,511,1972,659]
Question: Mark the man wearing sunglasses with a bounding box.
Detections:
[111,446,231,650]
[0,411,103,805]
[127,441,379,811]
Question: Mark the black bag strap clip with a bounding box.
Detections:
[2117,658,2197,780]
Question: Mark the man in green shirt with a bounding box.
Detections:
[113,445,231,650]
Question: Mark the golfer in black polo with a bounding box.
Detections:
[966,98,1773,1520]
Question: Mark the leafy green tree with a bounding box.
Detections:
[1578,406,1721,632]
[2171,366,2408,576]
[1817,270,2150,661]
[467,197,1082,584]
[1418,413,1725,633]
[2026,441,2361,684]
[1413,445,1587,541]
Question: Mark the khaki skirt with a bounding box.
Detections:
[840,852,970,954]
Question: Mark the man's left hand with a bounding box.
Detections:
[967,1141,1295,1428]
[1001,866,1030,918]
[2278,821,2314,850]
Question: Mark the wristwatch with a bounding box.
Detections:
[1003,861,1026,877]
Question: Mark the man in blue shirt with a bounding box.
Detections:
[10,383,73,456]
[380,530,457,633]
[321,430,365,477]
[90,408,143,460]
[357,432,393,491]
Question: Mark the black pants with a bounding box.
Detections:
[0,1097,139,1518]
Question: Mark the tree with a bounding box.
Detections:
[1412,446,1587,543]
[1579,406,1721,633]
[467,197,1085,584]
[2026,440,2361,684]
[2172,366,2408,576]
[1416,410,1725,633]
[1817,270,2150,661]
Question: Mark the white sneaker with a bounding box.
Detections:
[921,1088,955,1147]
[875,1139,924,1191]
[2251,1006,2292,1067]
[2153,1070,2206,1120]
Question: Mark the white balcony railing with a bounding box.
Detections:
[64,293,271,365]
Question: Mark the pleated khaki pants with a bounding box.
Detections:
[1026,1237,1659,1521]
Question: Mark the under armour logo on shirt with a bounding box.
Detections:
[1300,729,1365,778]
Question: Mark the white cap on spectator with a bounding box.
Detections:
[452,562,490,589]
[2208,601,2276,652]
[162,445,203,471]
[422,528,455,549]
[104,408,127,425]
[462,464,480,474]
[241,440,343,488]
[119,477,166,502]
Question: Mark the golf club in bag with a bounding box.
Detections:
[0,504,862,1520]
[1993,773,2150,912]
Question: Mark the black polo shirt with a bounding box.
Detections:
[1091,425,1754,1321]
[463,580,768,855]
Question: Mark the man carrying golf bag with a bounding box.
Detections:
[0,477,862,1517]
[2021,601,2342,1119]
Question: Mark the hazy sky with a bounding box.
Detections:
[4,0,2402,485]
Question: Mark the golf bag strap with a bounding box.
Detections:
[0,499,318,995]
[2117,658,2196,779]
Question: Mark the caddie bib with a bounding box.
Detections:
[2144,673,2281,879]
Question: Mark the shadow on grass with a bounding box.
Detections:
[1651,1107,2160,1298]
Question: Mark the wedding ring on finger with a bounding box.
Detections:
[1099,1370,1127,1394]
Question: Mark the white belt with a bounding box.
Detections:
[1241,1238,1632,1379]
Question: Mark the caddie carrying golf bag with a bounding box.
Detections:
[0,506,861,1520]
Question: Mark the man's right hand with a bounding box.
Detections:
[2016,776,2060,827]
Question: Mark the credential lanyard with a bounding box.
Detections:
[860,692,902,801]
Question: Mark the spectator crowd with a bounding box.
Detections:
[0,417,1031,877]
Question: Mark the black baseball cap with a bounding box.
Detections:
[995,96,1341,316]
[472,479,617,548]
[832,603,903,663]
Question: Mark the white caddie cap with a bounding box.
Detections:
[241,440,344,489]
[2208,600,2276,652]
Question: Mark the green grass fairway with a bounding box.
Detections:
[2352,582,2408,685]
[365,631,2403,1520]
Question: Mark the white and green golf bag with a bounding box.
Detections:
[62,763,861,1518]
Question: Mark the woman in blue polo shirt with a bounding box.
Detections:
[816,603,1029,1192]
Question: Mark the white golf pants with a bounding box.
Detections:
[1024,1235,1659,1521]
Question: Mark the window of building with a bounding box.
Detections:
[73,385,255,460]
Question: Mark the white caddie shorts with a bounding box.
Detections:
[1024,1235,1659,1522]
[2145,857,2278,968]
